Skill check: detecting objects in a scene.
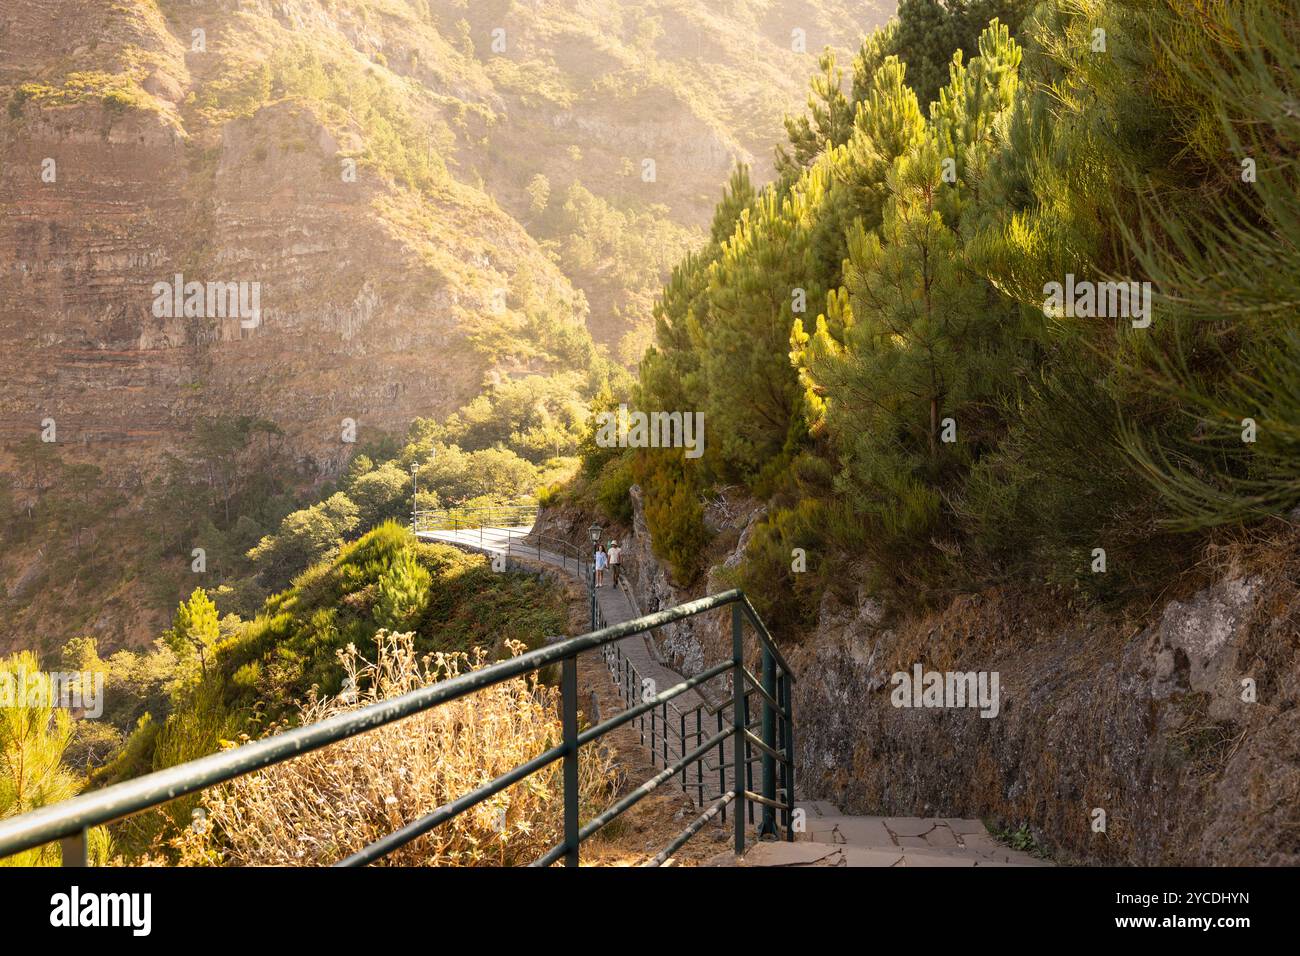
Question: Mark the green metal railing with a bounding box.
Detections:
[0,591,794,867]
[601,584,754,816]
[415,517,595,587]
[414,507,790,833]
[413,502,538,534]
[600,639,783,831]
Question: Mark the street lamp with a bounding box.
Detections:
[588,523,602,631]
[410,463,420,533]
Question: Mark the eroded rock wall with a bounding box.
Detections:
[589,486,1300,865]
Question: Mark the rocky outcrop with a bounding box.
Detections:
[793,571,1300,865]
[617,483,768,680]
[612,479,1300,865]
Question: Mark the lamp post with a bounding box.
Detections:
[589,523,602,631]
[410,463,419,533]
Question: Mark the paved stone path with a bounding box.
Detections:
[420,525,1049,868]
[714,802,1051,867]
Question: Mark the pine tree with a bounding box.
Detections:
[894,0,965,111]
[0,652,110,865]
[849,21,901,106]
[1119,0,1300,527]
[800,57,930,332]
[931,19,1022,208]
[373,547,432,631]
[641,166,755,423]
[894,0,1037,111]
[840,137,987,459]
[164,588,221,677]
[775,49,855,180]
[709,165,757,246]
[839,56,928,231]
[793,131,1031,568]
[695,165,830,481]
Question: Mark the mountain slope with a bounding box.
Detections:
[0,0,895,655]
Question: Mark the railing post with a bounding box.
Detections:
[781,668,795,841]
[679,710,687,793]
[60,829,87,867]
[716,709,726,823]
[661,701,669,768]
[732,603,745,857]
[743,692,753,825]
[775,671,785,834]
[760,646,777,838]
[650,705,657,767]
[696,708,704,807]
[562,655,579,867]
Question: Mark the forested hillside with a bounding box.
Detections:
[593,0,1297,624]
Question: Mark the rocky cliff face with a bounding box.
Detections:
[0,95,497,475]
[584,487,1300,865]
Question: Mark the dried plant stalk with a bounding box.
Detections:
[176,631,618,866]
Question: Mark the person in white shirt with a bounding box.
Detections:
[608,540,622,587]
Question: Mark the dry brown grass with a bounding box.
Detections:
[174,631,619,866]
[573,645,735,867]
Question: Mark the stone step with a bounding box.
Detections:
[724,840,1049,867]
[784,803,1052,867]
[797,800,844,819]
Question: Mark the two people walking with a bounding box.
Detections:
[594,539,622,588]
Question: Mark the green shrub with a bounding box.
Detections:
[373,545,432,631]
[633,450,709,584]
[730,498,828,630]
[536,481,566,508]
[595,454,634,525]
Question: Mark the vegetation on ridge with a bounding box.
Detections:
[173,631,617,867]
[595,0,1300,630]
[75,521,568,860]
